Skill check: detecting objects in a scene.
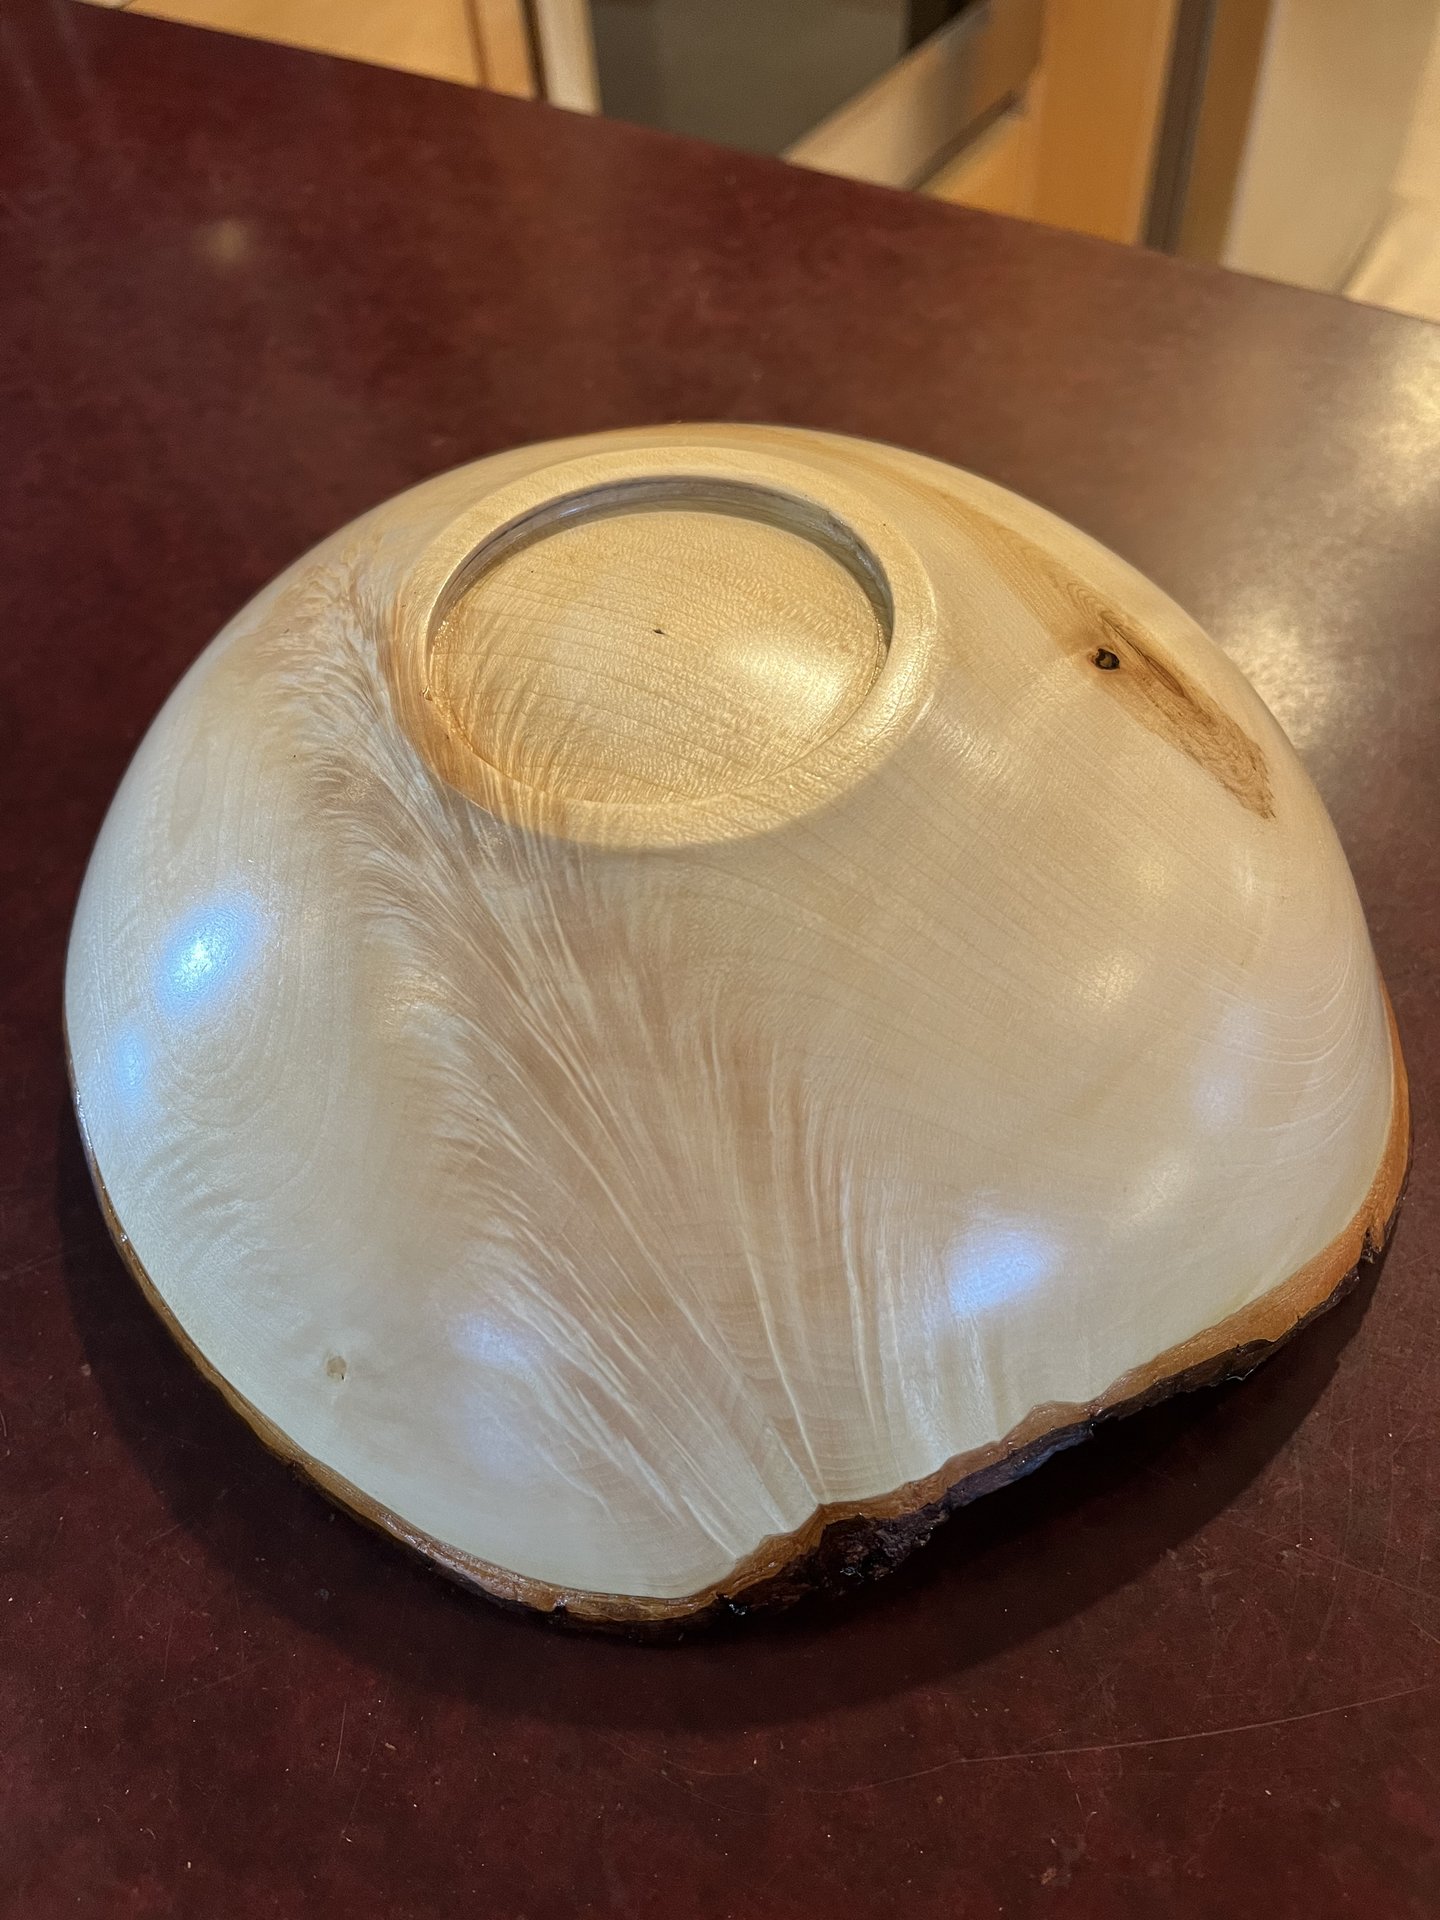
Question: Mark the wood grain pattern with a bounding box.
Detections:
[429,490,887,805]
[64,425,1406,1619]
[934,502,1274,815]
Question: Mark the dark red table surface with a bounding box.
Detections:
[4,3,1440,1914]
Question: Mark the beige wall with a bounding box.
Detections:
[1224,0,1438,290]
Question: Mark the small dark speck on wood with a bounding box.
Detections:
[1092,647,1120,670]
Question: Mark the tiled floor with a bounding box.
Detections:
[1346,21,1440,321]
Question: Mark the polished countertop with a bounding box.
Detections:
[3,3,1440,1914]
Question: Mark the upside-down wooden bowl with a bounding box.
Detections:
[66,425,1408,1627]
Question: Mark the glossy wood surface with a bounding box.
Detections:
[4,1,1440,1910]
[65,425,1404,1617]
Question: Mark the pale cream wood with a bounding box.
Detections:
[431,502,886,806]
[66,425,1406,1622]
[1031,0,1181,244]
[467,0,535,97]
[123,0,482,85]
